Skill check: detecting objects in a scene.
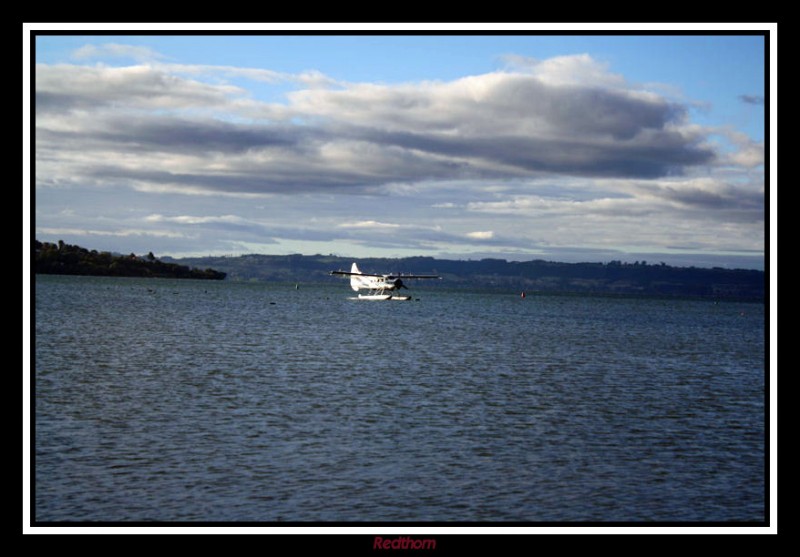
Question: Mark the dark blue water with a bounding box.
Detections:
[34,275,765,522]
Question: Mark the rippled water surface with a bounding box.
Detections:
[34,276,765,522]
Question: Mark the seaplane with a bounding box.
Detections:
[330,262,441,300]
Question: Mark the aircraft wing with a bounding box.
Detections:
[388,274,441,279]
[330,270,440,279]
[330,270,382,277]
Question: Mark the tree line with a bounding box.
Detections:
[167,253,764,301]
[34,240,226,280]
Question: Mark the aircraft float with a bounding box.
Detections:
[330,262,440,300]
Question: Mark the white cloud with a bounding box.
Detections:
[286,66,674,141]
[145,214,247,225]
[68,44,337,89]
[36,226,187,238]
[504,53,627,89]
[467,176,762,222]
[722,130,765,167]
[338,220,404,229]
[36,64,245,113]
[33,51,764,264]
[156,63,338,88]
[71,43,165,62]
[36,54,719,200]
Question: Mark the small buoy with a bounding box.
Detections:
[521,291,526,299]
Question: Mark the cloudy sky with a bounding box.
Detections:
[31,33,767,269]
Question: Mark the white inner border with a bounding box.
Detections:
[23,21,777,535]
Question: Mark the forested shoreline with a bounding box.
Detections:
[169,253,765,301]
[34,240,226,280]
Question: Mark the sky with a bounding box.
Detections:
[30,31,769,269]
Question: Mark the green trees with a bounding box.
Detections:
[34,240,226,280]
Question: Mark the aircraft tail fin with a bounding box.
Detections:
[350,262,362,291]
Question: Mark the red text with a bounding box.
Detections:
[374,536,436,550]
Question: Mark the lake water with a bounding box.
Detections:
[33,275,766,522]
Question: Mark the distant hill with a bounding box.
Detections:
[164,253,764,301]
[35,240,226,280]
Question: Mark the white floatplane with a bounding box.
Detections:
[330,262,440,300]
